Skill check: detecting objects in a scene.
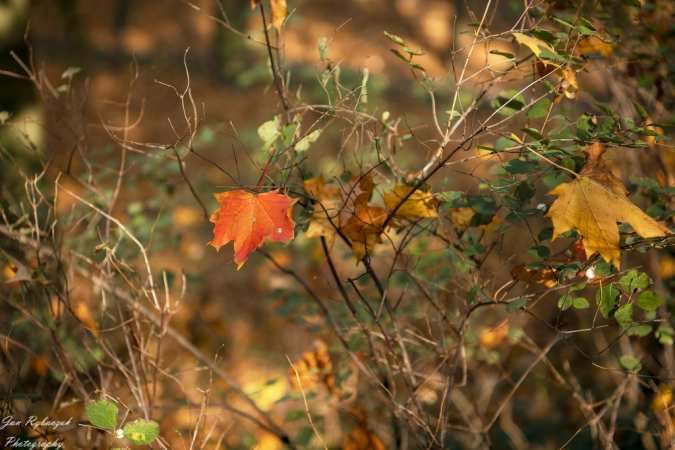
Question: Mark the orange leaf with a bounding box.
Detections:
[343,408,386,450]
[208,189,298,269]
[303,172,386,263]
[342,206,387,261]
[288,340,338,394]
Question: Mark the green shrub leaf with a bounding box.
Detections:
[123,419,160,445]
[85,400,118,430]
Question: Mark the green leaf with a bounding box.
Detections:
[637,291,663,311]
[569,282,586,292]
[294,129,321,152]
[317,37,329,61]
[558,295,574,311]
[573,297,590,309]
[506,297,528,313]
[595,259,615,277]
[490,90,526,116]
[85,400,118,430]
[579,25,595,36]
[619,355,642,372]
[521,127,546,141]
[628,324,652,336]
[468,285,482,301]
[464,243,486,257]
[528,245,551,259]
[578,17,596,31]
[123,419,160,445]
[286,410,305,421]
[258,117,280,150]
[489,50,514,59]
[622,0,642,7]
[527,98,552,119]
[614,304,634,327]
[495,136,520,151]
[551,17,578,30]
[438,191,463,205]
[538,227,554,241]
[595,104,618,118]
[503,157,540,174]
[390,49,409,62]
[656,326,674,345]
[531,28,559,47]
[632,101,649,122]
[596,283,622,319]
[492,224,512,234]
[61,66,81,79]
[538,50,567,62]
[619,270,651,294]
[383,31,407,46]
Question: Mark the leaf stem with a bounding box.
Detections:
[256,149,275,194]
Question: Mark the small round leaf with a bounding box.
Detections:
[637,291,663,311]
[85,400,118,430]
[123,419,160,445]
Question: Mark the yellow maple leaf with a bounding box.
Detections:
[383,184,439,221]
[546,142,672,267]
[302,174,344,240]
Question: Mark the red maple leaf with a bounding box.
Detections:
[208,189,298,269]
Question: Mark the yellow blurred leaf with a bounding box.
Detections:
[383,184,439,221]
[546,143,673,268]
[256,429,283,450]
[659,256,675,279]
[173,206,203,227]
[250,0,287,31]
[450,207,502,231]
[511,264,557,288]
[512,32,554,60]
[2,250,50,286]
[480,323,510,350]
[270,0,288,30]
[652,383,673,412]
[513,32,577,99]
[578,36,613,59]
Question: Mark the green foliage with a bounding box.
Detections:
[596,284,622,319]
[123,419,160,445]
[85,400,118,430]
[637,291,663,311]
